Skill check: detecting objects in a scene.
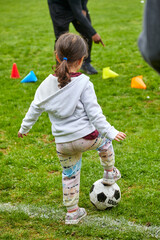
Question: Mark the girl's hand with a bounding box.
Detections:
[114,132,126,142]
[18,132,27,138]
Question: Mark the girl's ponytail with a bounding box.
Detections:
[55,33,88,88]
[55,58,71,88]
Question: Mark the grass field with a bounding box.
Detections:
[0,0,160,239]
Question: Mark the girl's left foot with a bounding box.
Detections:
[65,208,87,224]
[103,167,121,185]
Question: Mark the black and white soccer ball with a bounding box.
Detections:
[89,179,121,210]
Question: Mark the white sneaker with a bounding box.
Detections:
[103,167,121,185]
[65,208,87,224]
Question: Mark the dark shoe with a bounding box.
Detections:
[81,63,98,74]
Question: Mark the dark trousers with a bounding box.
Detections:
[48,4,92,63]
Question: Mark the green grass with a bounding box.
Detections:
[0,0,160,239]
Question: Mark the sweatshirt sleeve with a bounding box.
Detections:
[81,0,88,11]
[19,101,43,134]
[81,82,119,140]
[67,0,96,37]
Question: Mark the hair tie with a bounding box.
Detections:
[63,57,67,61]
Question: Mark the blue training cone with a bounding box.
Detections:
[21,71,37,83]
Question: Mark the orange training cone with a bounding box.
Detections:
[131,75,146,89]
[11,63,20,78]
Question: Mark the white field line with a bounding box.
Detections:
[84,216,160,239]
[0,202,65,220]
[0,203,160,238]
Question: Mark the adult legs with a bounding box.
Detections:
[48,2,69,43]
[48,3,69,65]
[72,12,98,74]
[72,20,92,63]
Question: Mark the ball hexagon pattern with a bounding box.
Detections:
[89,179,121,210]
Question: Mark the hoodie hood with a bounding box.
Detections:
[34,74,89,118]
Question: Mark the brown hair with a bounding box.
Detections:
[55,33,88,88]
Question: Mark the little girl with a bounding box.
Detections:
[18,33,126,225]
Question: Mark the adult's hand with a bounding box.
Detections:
[82,10,87,17]
[92,33,105,46]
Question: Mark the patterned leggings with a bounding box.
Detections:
[56,136,115,209]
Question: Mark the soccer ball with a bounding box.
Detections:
[89,179,121,210]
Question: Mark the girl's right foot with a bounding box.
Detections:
[65,208,87,224]
[103,167,121,185]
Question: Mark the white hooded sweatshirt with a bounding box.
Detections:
[19,74,119,143]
